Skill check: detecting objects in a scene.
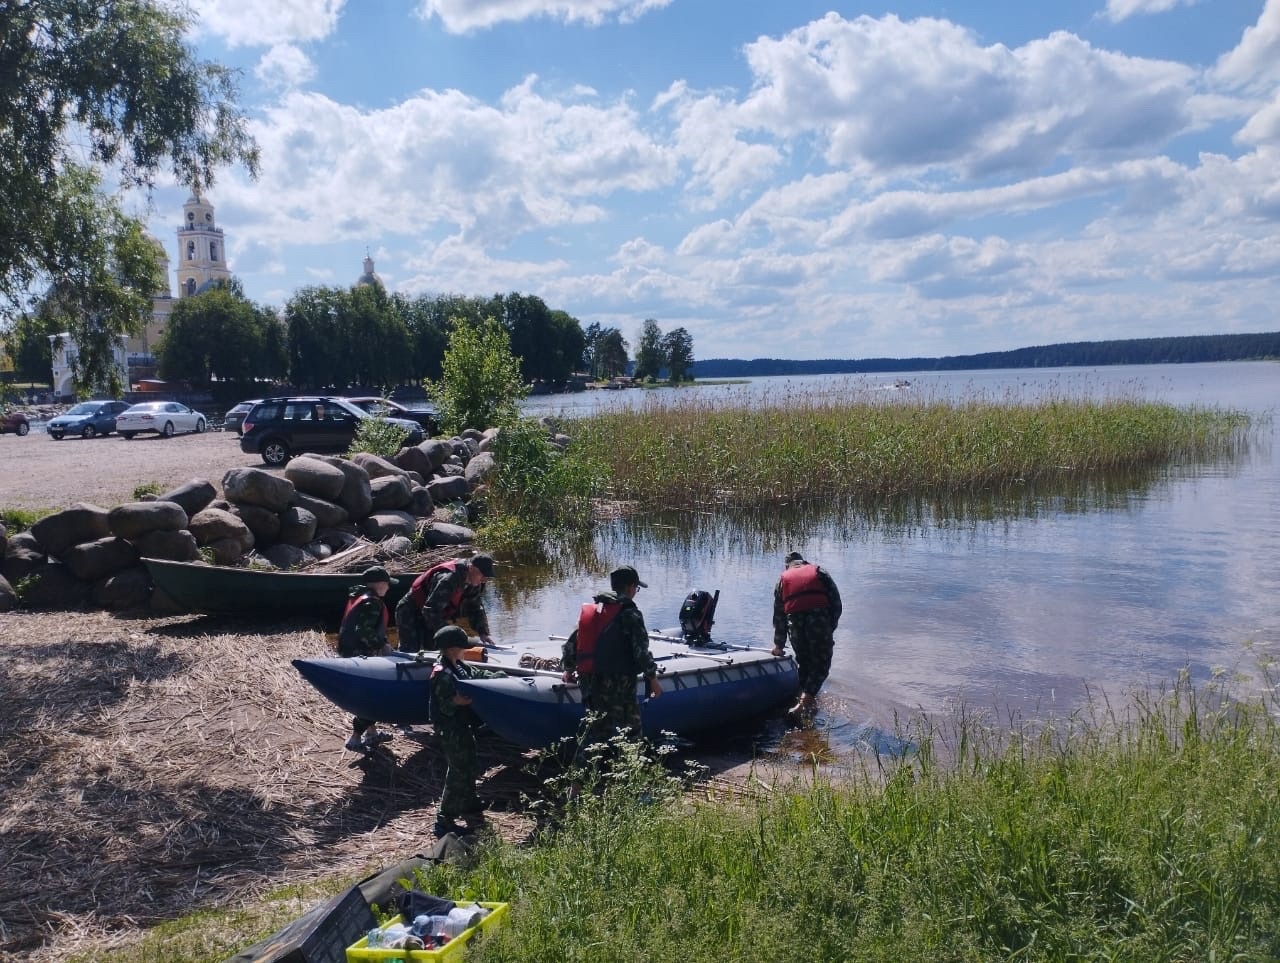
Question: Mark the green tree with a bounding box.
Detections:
[284,287,344,389]
[2,0,258,393]
[1,312,57,384]
[663,326,695,382]
[634,318,666,381]
[157,281,284,386]
[395,292,483,385]
[595,327,629,378]
[428,317,527,433]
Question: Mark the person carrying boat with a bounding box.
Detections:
[430,625,503,837]
[771,551,842,722]
[338,565,399,752]
[560,565,662,748]
[395,553,496,652]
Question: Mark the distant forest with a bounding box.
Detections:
[692,331,1280,378]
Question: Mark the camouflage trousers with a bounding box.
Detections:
[577,672,643,749]
[393,595,446,652]
[785,609,836,698]
[437,722,483,819]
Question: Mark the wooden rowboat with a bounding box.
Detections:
[142,557,418,620]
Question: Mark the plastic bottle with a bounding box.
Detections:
[366,927,384,949]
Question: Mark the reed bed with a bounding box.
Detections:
[568,386,1252,508]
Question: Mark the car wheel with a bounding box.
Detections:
[50,432,63,440]
[16,422,29,436]
[121,432,136,440]
[162,421,175,438]
[82,425,96,439]
[195,418,206,433]
[261,438,290,466]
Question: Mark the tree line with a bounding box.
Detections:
[693,332,1280,378]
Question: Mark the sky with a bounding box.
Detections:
[131,0,1280,361]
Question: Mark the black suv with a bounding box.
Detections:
[239,396,425,466]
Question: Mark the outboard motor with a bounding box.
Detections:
[678,589,719,646]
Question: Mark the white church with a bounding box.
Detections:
[49,192,232,398]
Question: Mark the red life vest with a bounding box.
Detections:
[574,600,623,674]
[342,590,389,629]
[780,564,829,614]
[409,560,465,616]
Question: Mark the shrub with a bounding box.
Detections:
[347,416,410,460]
[428,317,526,434]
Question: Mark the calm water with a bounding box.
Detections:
[491,363,1279,751]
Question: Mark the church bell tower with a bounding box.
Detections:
[175,192,231,297]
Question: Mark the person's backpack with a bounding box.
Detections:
[678,589,718,645]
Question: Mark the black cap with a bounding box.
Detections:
[784,551,806,565]
[610,565,647,590]
[469,553,495,578]
[434,625,470,650]
[362,565,393,583]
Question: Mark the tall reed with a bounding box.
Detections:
[567,387,1251,509]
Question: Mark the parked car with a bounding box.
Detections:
[116,401,208,439]
[344,396,440,436]
[223,399,261,435]
[0,410,30,436]
[46,400,130,440]
[239,396,426,466]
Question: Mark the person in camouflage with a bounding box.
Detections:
[395,554,495,652]
[337,566,399,751]
[429,625,503,837]
[561,565,662,749]
[771,551,842,721]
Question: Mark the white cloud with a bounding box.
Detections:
[196,0,345,47]
[217,78,676,253]
[736,14,1196,181]
[1213,0,1280,91]
[415,0,671,34]
[254,44,316,90]
[1102,0,1201,24]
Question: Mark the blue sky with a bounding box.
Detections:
[133,0,1280,360]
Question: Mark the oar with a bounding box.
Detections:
[647,631,760,652]
[657,651,735,665]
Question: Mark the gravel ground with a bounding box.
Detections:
[0,426,269,512]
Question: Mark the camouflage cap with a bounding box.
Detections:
[434,625,471,650]
[362,565,393,583]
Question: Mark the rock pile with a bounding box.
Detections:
[0,425,526,614]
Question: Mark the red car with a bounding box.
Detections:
[0,410,31,436]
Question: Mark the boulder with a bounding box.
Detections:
[209,498,233,512]
[409,485,435,517]
[149,583,189,615]
[3,534,47,583]
[359,511,417,540]
[392,445,432,478]
[461,428,485,443]
[92,566,152,611]
[0,521,6,557]
[0,574,14,612]
[381,535,414,555]
[291,491,349,529]
[277,506,318,547]
[188,507,255,554]
[463,451,497,486]
[19,562,91,610]
[427,475,470,503]
[62,536,140,582]
[303,541,334,560]
[158,479,217,517]
[30,502,110,557]
[419,439,453,471]
[284,457,347,501]
[440,461,465,477]
[222,467,295,513]
[351,452,409,481]
[232,503,282,544]
[309,455,374,519]
[204,537,249,565]
[261,543,310,569]
[370,474,413,511]
[131,529,200,562]
[420,522,476,546]
[314,528,361,552]
[107,501,188,540]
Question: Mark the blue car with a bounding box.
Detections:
[46,400,130,440]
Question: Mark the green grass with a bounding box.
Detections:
[567,387,1253,509]
[1,506,47,532]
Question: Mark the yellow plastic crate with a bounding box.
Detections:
[346,902,508,963]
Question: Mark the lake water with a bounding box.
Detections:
[491,362,1278,753]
